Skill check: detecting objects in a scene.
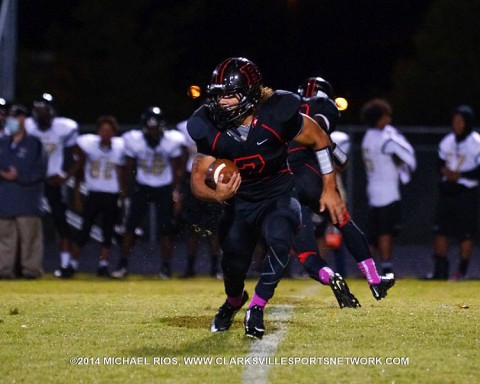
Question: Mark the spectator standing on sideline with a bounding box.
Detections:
[25,93,80,278]
[69,115,126,277]
[111,107,186,279]
[428,105,480,280]
[361,98,416,275]
[0,105,47,279]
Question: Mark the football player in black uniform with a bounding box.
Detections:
[289,77,395,300]
[187,58,347,339]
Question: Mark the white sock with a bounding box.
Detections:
[60,252,71,268]
[99,259,109,267]
[70,259,79,270]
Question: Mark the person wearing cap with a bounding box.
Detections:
[0,105,48,279]
[428,105,480,280]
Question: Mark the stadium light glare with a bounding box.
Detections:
[187,85,201,99]
[335,97,348,111]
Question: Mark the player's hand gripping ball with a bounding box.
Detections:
[205,159,239,190]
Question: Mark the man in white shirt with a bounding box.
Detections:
[361,98,416,275]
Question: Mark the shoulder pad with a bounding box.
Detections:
[187,106,211,141]
[264,90,301,122]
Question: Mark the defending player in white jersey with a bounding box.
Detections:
[68,115,126,277]
[361,98,416,275]
[24,93,80,278]
[428,105,480,280]
[111,107,186,279]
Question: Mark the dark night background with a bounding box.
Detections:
[11,0,480,125]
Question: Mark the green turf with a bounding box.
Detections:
[1,276,479,383]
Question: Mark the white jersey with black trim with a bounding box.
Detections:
[176,120,196,173]
[438,131,480,188]
[25,116,78,177]
[361,125,416,207]
[77,134,126,193]
[122,129,185,187]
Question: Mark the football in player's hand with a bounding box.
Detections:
[205,159,239,190]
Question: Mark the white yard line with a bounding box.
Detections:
[242,284,320,384]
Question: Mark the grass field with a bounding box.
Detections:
[1,275,479,384]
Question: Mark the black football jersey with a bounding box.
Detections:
[288,96,339,169]
[187,90,303,201]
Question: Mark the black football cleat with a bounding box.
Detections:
[370,273,395,300]
[211,291,249,333]
[97,266,111,277]
[244,305,265,339]
[329,273,361,308]
[53,265,76,279]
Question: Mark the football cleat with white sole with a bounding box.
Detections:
[244,305,265,339]
[211,291,249,333]
[370,273,395,300]
[111,267,128,279]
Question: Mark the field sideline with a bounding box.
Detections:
[1,276,479,383]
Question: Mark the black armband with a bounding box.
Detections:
[332,143,348,166]
[315,147,334,175]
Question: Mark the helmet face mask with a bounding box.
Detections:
[298,77,334,99]
[141,106,166,143]
[206,57,262,132]
[33,93,55,129]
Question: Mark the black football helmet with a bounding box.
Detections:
[297,77,334,99]
[206,57,262,131]
[141,106,166,144]
[32,93,55,128]
[0,97,7,113]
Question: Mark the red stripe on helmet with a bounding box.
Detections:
[216,58,233,84]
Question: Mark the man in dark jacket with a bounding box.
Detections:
[0,104,47,279]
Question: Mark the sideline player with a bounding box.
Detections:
[289,77,395,300]
[428,105,480,280]
[25,93,80,277]
[187,57,346,339]
[111,107,185,279]
[361,98,416,275]
[70,115,126,277]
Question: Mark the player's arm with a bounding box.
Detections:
[294,114,346,224]
[190,153,240,203]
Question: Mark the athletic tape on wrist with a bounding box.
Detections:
[315,147,334,174]
[332,144,348,165]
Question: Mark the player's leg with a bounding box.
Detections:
[112,184,150,278]
[295,206,360,308]
[45,184,74,277]
[451,189,478,280]
[96,192,119,277]
[362,206,396,299]
[428,194,452,280]
[155,185,174,279]
[243,196,300,339]
[211,207,257,333]
[67,192,101,277]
